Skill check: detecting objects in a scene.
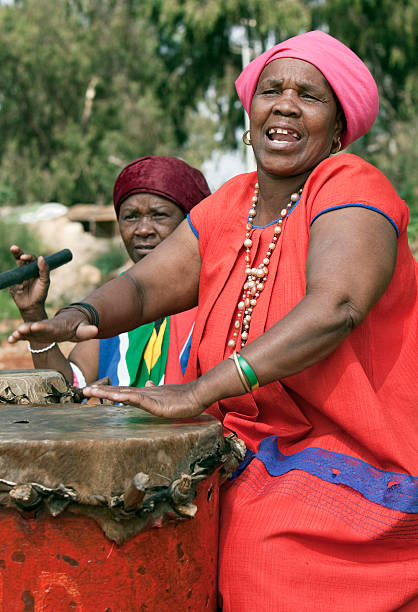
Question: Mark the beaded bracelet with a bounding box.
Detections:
[230,350,251,393]
[236,353,259,392]
[28,342,56,354]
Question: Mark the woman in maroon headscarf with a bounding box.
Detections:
[9,32,418,609]
[9,156,210,388]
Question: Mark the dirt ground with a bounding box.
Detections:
[0,320,72,371]
[0,339,33,370]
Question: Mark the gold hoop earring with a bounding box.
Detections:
[242,130,252,146]
[331,136,342,154]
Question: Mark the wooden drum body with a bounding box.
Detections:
[0,371,244,611]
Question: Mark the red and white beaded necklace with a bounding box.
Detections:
[228,182,303,350]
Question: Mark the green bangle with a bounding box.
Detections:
[236,353,259,391]
[230,351,251,394]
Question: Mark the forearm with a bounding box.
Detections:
[75,273,144,338]
[30,345,74,384]
[76,261,198,339]
[241,295,353,383]
[81,221,199,337]
[20,306,74,384]
[8,273,146,347]
[194,295,354,406]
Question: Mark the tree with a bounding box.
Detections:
[0,0,415,232]
[310,0,418,227]
[0,0,310,204]
[146,0,310,147]
[0,0,180,204]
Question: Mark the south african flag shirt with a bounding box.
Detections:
[97,308,196,387]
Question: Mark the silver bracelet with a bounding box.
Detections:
[28,342,56,354]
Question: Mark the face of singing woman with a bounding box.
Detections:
[249,58,343,180]
[118,193,185,263]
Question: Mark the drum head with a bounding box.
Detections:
[0,402,227,541]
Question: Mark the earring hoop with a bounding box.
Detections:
[331,136,342,154]
[242,130,252,146]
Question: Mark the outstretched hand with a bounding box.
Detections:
[7,313,99,345]
[8,245,50,317]
[83,379,208,419]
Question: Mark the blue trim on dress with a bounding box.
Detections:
[228,449,256,480]
[187,213,199,238]
[310,204,399,237]
[251,193,302,228]
[230,436,418,514]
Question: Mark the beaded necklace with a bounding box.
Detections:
[228,182,303,350]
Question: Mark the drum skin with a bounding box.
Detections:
[0,389,233,612]
[0,475,219,611]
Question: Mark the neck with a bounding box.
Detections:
[255,168,309,226]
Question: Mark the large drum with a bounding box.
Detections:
[0,370,244,611]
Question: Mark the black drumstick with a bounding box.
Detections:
[0,249,73,290]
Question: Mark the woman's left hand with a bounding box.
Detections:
[82,380,208,419]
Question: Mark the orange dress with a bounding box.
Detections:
[187,153,418,611]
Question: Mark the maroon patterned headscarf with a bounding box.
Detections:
[113,156,211,217]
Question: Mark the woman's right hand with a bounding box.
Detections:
[8,245,50,320]
[83,379,209,419]
[7,309,99,345]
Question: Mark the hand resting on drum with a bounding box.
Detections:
[83,353,248,419]
[83,380,208,419]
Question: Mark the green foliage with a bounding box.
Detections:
[0,217,43,318]
[408,218,418,249]
[0,217,42,273]
[148,0,310,147]
[93,241,128,279]
[310,0,418,227]
[0,0,416,238]
[0,0,179,205]
[0,288,20,321]
[311,0,417,123]
[0,0,309,205]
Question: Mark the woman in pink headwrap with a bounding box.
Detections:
[9,32,418,609]
[9,156,210,388]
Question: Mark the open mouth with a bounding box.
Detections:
[267,127,301,143]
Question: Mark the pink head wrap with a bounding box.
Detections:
[235,30,379,149]
[113,156,211,217]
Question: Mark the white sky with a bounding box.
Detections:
[202,147,256,192]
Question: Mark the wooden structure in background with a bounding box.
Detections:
[66,204,118,238]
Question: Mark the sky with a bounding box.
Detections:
[202,145,256,192]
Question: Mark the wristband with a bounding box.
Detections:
[230,351,251,394]
[55,302,99,327]
[69,302,99,327]
[236,353,259,391]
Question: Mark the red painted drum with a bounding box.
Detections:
[0,370,245,611]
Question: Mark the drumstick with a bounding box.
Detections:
[0,249,73,290]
